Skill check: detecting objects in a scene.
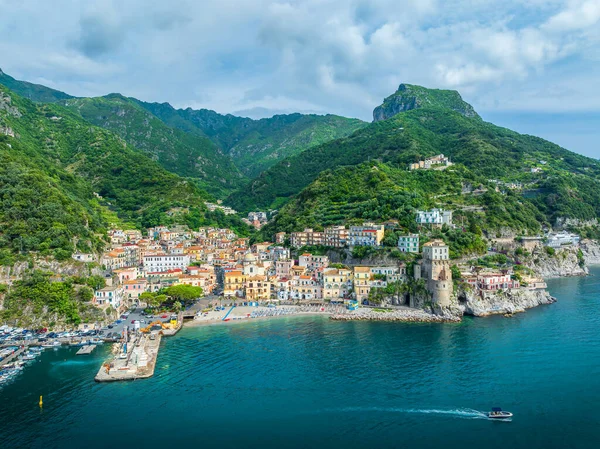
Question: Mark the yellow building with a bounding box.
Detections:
[323,268,352,299]
[353,266,372,301]
[224,271,246,298]
[245,275,271,301]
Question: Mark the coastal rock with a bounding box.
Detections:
[524,246,587,278]
[458,287,555,317]
[580,239,600,266]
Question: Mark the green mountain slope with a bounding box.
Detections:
[0,68,73,103]
[267,161,548,235]
[59,94,245,197]
[229,89,600,219]
[0,86,249,262]
[136,100,367,177]
[0,71,365,184]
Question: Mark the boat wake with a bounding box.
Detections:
[327,407,489,420]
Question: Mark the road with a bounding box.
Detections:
[108,307,153,336]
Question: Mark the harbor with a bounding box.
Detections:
[94,315,182,382]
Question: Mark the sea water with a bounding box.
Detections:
[1,267,600,448]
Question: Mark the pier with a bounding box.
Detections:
[0,346,27,367]
[76,345,96,355]
[94,319,182,382]
[95,333,161,382]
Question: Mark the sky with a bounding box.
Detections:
[0,0,599,159]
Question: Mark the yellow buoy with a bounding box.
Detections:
[39,395,43,408]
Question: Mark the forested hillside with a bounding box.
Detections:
[265,161,547,237]
[60,94,245,197]
[136,100,366,177]
[231,93,600,223]
[0,70,366,189]
[0,86,249,264]
[0,68,73,103]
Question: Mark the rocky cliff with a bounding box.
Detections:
[0,258,103,285]
[325,248,404,267]
[372,83,480,122]
[580,239,600,266]
[458,287,555,317]
[524,246,587,278]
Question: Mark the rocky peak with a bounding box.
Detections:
[373,83,480,122]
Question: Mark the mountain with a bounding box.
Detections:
[59,94,245,197]
[135,100,367,177]
[0,85,249,263]
[373,83,479,121]
[0,68,73,103]
[232,85,600,233]
[0,70,366,186]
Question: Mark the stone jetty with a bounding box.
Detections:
[330,308,461,323]
[94,319,181,382]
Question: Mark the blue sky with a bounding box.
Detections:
[0,0,598,159]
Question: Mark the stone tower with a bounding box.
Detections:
[420,240,453,308]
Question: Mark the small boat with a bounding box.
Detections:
[41,341,61,348]
[487,407,513,419]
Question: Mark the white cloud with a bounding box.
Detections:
[0,0,598,121]
[544,0,600,31]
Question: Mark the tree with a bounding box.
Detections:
[450,265,462,281]
[78,286,94,302]
[139,291,165,308]
[86,275,106,290]
[163,284,203,306]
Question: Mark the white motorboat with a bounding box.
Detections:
[487,407,513,419]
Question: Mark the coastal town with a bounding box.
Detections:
[68,206,574,317]
[0,202,590,386]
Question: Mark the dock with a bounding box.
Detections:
[94,317,182,382]
[94,334,161,382]
[76,345,96,355]
[0,346,27,367]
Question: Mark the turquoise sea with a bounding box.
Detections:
[1,267,600,448]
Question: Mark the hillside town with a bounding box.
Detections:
[80,205,565,316]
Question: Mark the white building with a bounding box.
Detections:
[546,232,580,248]
[416,209,452,226]
[142,254,190,273]
[422,241,450,260]
[94,286,124,310]
[348,223,385,247]
[398,234,420,253]
[298,253,329,271]
[72,253,94,262]
[270,246,291,261]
